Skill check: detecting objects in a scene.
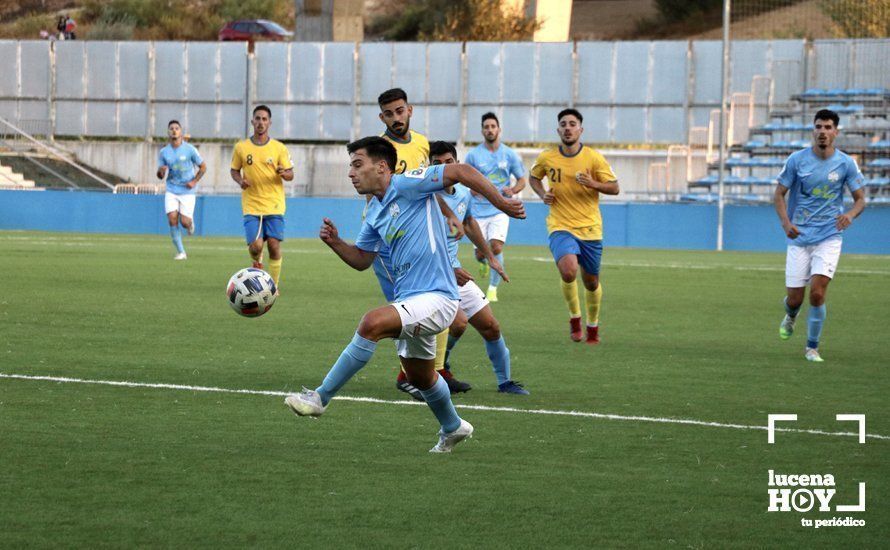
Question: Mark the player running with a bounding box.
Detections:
[464,112,528,302]
[284,137,525,452]
[430,141,529,395]
[229,105,294,289]
[774,108,866,362]
[528,109,620,344]
[376,88,469,398]
[156,120,206,260]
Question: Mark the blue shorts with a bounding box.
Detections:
[243,215,285,244]
[548,231,603,275]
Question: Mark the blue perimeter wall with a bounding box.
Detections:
[1,191,887,254]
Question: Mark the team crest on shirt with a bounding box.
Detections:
[827,171,839,182]
[498,160,508,170]
[405,167,426,179]
[389,203,401,218]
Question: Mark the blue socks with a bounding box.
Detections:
[484,336,511,385]
[490,252,504,288]
[419,375,461,433]
[807,304,826,350]
[784,296,801,318]
[444,334,460,366]
[170,225,184,254]
[316,333,377,406]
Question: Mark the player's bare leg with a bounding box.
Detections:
[180,214,195,236]
[557,254,583,342]
[266,237,283,290]
[248,237,264,269]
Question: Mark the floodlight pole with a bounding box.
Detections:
[716,0,731,251]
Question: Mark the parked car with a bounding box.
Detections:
[219,20,293,42]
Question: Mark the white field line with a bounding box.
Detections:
[3,235,888,275]
[2,373,887,442]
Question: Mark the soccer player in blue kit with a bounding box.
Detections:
[285,137,525,452]
[774,109,866,362]
[156,120,206,260]
[430,141,529,395]
[465,113,528,302]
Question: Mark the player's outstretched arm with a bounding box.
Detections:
[773,183,800,239]
[319,218,376,271]
[443,164,525,219]
[463,215,509,283]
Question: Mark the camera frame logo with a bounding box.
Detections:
[766,414,866,529]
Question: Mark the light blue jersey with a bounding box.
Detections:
[158,142,203,195]
[776,148,863,246]
[355,165,459,302]
[465,143,526,218]
[438,184,473,268]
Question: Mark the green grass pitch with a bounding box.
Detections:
[1,231,887,547]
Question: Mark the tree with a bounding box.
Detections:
[369,0,540,42]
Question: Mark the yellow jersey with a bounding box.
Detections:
[383,130,429,174]
[231,138,293,216]
[530,145,617,240]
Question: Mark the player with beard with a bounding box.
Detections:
[774,109,866,362]
[375,88,472,398]
[528,109,620,344]
[464,113,528,302]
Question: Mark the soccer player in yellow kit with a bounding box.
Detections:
[230,105,294,289]
[375,88,471,398]
[529,109,620,344]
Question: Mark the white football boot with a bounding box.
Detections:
[429,419,474,453]
[284,388,327,417]
[805,348,824,363]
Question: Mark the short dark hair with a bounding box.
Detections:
[347,136,397,172]
[429,140,457,160]
[377,88,408,106]
[481,112,499,126]
[814,109,839,127]
[167,120,180,127]
[253,105,272,118]
[558,108,583,124]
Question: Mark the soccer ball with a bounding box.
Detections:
[226,268,277,317]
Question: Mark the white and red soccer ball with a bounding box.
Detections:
[226,268,277,317]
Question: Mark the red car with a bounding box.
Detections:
[219,20,293,42]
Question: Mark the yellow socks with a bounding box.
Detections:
[561,279,581,317]
[434,329,449,371]
[268,258,282,287]
[585,284,602,326]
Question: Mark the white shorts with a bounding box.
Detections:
[785,238,843,287]
[473,213,510,246]
[458,279,489,319]
[392,293,459,359]
[165,192,196,218]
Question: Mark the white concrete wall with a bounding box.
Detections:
[62,139,667,199]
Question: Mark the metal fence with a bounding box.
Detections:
[0,39,887,144]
